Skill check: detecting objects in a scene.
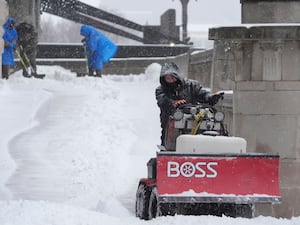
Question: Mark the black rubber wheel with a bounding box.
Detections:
[135,184,151,220]
[148,187,160,219]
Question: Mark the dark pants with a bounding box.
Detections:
[2,65,10,79]
[88,67,102,77]
[160,110,172,146]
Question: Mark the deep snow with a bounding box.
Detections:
[0,64,299,225]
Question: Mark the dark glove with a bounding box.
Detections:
[81,38,86,43]
[208,92,224,106]
[173,99,187,108]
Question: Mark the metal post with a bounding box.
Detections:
[180,0,189,42]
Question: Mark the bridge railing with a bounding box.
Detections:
[33,43,192,74]
[36,43,191,58]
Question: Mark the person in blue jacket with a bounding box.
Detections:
[80,25,118,77]
[2,17,18,79]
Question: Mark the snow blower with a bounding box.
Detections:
[135,100,281,220]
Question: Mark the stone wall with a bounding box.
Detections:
[209,26,300,218]
[188,49,212,87]
[35,53,190,77]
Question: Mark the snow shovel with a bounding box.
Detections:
[77,43,89,77]
[16,45,45,79]
[21,48,45,79]
[15,49,31,76]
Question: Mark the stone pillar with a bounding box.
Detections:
[7,0,41,31]
[241,0,300,23]
[160,9,179,44]
[0,0,8,78]
[209,26,300,218]
[7,0,41,75]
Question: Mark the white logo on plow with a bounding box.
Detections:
[167,161,218,178]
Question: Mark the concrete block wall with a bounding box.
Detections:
[188,49,213,88]
[36,52,190,78]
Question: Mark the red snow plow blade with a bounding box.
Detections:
[156,152,281,204]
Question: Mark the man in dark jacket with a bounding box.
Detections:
[16,22,38,77]
[155,62,223,146]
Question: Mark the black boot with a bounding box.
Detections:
[96,70,102,77]
[22,68,31,78]
[2,65,10,79]
[88,67,95,76]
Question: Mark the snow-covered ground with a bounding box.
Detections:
[0,64,299,225]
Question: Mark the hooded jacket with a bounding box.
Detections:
[16,22,37,51]
[156,62,209,114]
[155,62,210,145]
[80,25,118,70]
[2,17,18,66]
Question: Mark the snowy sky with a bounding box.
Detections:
[0,64,299,224]
[41,0,242,27]
[83,0,242,26]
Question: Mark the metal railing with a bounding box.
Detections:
[36,43,191,59]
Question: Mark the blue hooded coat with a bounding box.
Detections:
[80,25,118,70]
[2,17,18,66]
